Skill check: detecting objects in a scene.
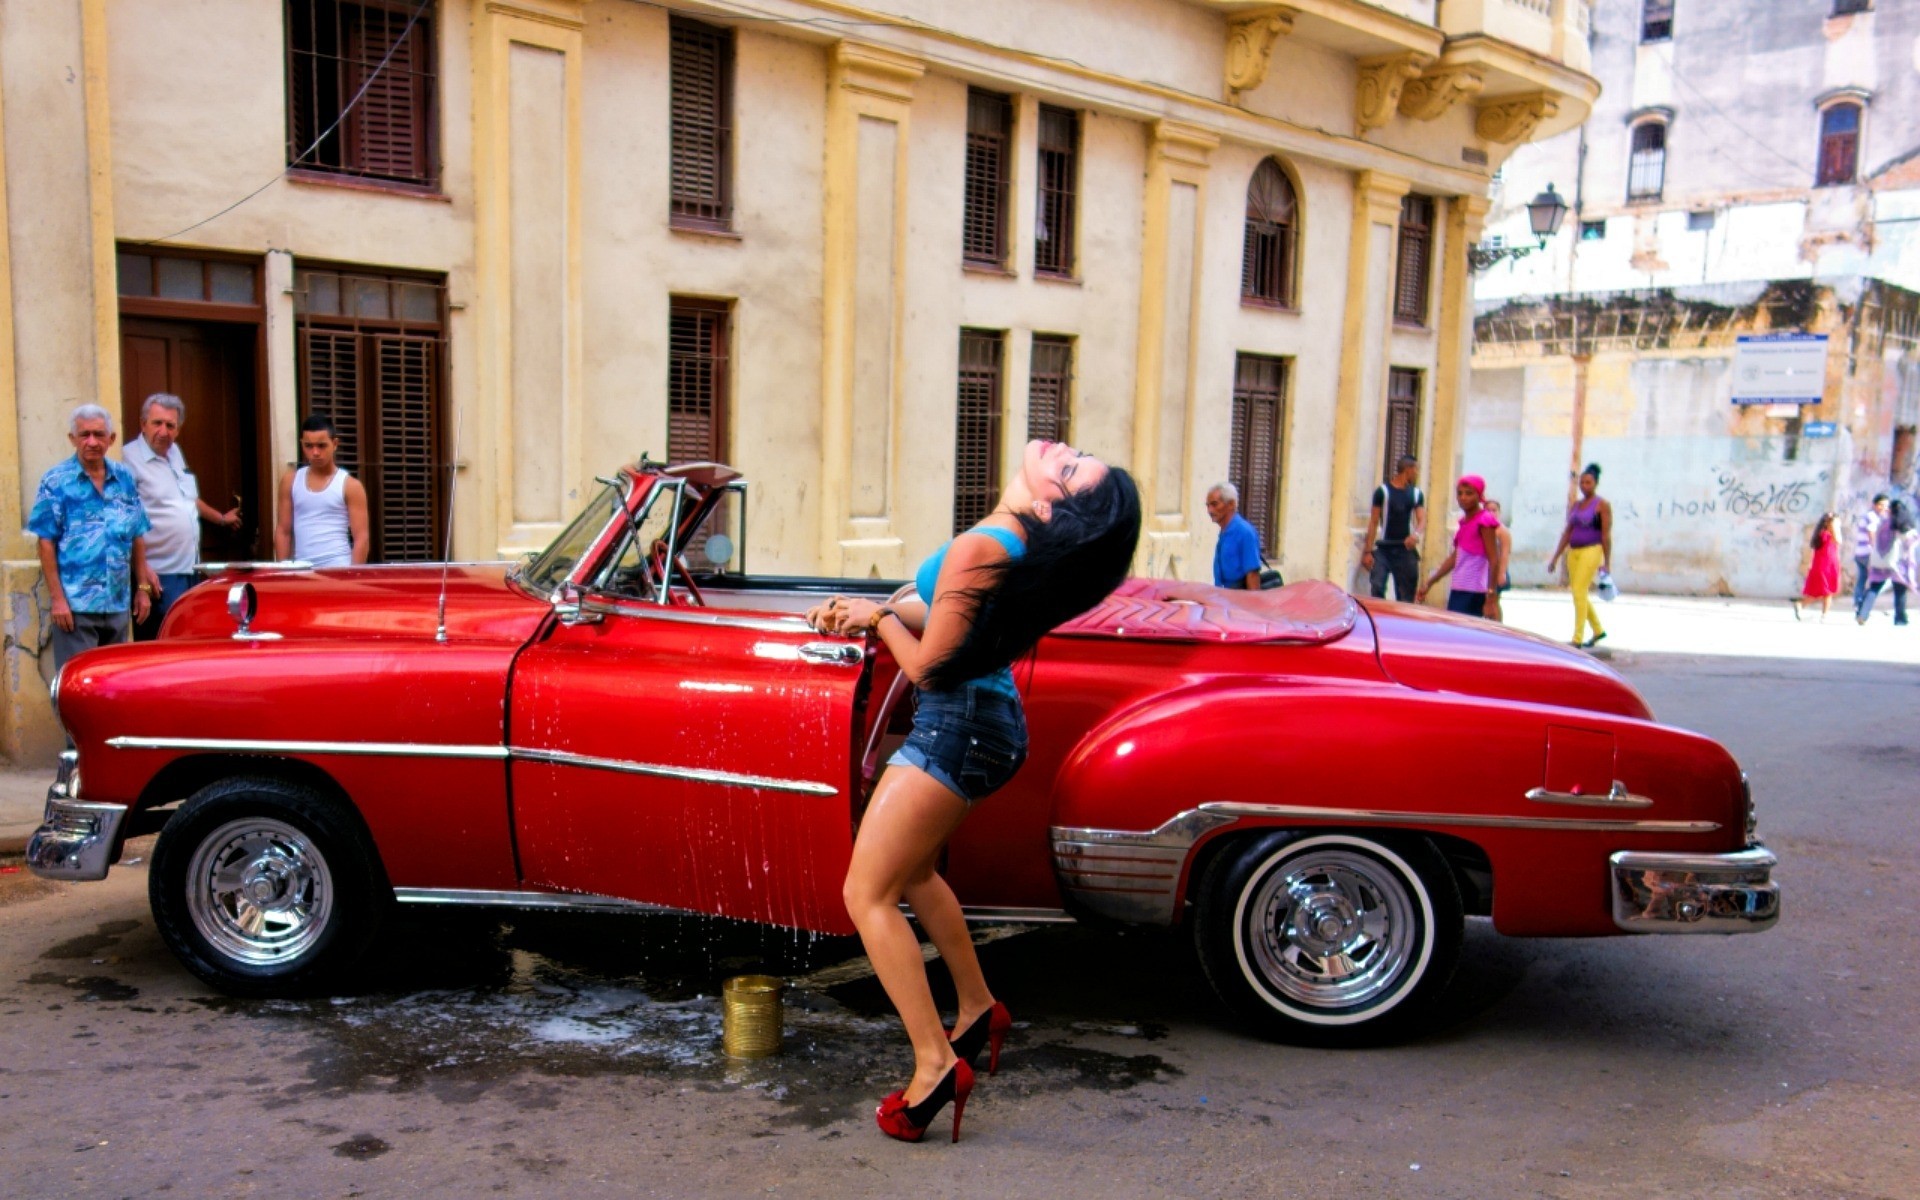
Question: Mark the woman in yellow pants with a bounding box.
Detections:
[1547,463,1613,648]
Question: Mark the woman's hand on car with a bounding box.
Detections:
[805,595,880,635]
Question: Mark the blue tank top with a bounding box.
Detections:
[914,525,1026,697]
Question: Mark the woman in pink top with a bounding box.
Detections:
[1415,475,1501,620]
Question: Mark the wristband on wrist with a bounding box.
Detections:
[868,606,896,631]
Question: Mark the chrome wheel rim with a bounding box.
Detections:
[184,817,333,966]
[1242,846,1421,1014]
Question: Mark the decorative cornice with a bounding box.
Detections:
[1398,63,1485,122]
[1812,85,1872,110]
[1475,92,1560,144]
[483,0,585,32]
[1151,119,1221,168]
[831,41,927,103]
[1225,8,1297,95]
[1356,53,1429,133]
[1356,170,1412,223]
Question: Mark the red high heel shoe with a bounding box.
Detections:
[875,1060,974,1144]
[948,1002,1012,1075]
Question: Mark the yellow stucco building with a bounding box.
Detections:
[0,0,1595,763]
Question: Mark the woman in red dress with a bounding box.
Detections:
[1793,512,1842,621]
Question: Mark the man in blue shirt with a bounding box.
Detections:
[29,405,154,673]
[1206,482,1262,589]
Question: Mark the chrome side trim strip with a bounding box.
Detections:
[107,736,510,759]
[580,597,811,635]
[105,737,838,797]
[961,906,1076,925]
[393,887,683,914]
[510,747,838,796]
[1197,800,1718,834]
[1526,781,1654,809]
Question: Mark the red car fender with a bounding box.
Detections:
[1046,681,1748,935]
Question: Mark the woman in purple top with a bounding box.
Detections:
[1547,463,1612,648]
[1415,475,1502,620]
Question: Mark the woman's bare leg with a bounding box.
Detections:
[901,855,996,1036]
[843,764,974,1103]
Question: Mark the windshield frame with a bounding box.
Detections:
[513,476,632,597]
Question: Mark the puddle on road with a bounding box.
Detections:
[191,911,1182,1129]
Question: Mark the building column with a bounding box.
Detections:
[0,0,118,764]
[473,0,586,557]
[1326,170,1410,591]
[1421,192,1488,578]
[1132,120,1218,579]
[819,42,924,579]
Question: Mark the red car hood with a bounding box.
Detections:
[1363,598,1653,720]
[161,565,552,645]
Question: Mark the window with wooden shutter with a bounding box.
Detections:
[963,90,1013,268]
[294,266,447,562]
[669,18,733,231]
[1641,0,1673,42]
[1816,103,1860,187]
[668,300,730,464]
[1034,106,1079,278]
[954,330,1005,534]
[1027,335,1073,445]
[1383,368,1422,482]
[1230,353,1288,555]
[1394,195,1434,327]
[1627,122,1666,201]
[1241,160,1297,309]
[285,0,438,188]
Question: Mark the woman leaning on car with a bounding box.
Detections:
[805,438,1141,1144]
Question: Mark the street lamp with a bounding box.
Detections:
[1468,183,1569,272]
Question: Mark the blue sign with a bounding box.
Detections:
[1802,420,1837,439]
[1732,333,1828,405]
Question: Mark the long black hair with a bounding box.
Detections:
[1811,512,1836,549]
[1892,500,1916,536]
[921,467,1142,691]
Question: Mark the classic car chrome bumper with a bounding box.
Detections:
[25,751,125,882]
[1609,844,1779,933]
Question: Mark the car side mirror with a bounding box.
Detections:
[703,533,735,570]
[552,580,603,626]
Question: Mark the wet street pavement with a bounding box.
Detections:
[2,651,1916,1199]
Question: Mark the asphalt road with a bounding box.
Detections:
[0,651,1914,1200]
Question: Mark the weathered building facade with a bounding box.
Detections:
[1468,0,1919,597]
[0,0,1595,761]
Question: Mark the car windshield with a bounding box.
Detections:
[519,481,625,595]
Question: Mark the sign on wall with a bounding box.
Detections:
[1732,333,1828,405]
[1803,421,1837,439]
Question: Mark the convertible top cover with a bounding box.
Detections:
[1054,578,1357,645]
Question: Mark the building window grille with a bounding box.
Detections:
[1383,369,1423,483]
[1034,106,1080,278]
[669,18,734,231]
[1641,0,1673,42]
[285,0,438,188]
[1627,122,1666,202]
[954,330,1006,534]
[294,265,447,562]
[1027,335,1074,444]
[1241,159,1298,309]
[1394,195,1434,327]
[1816,103,1861,187]
[963,89,1013,268]
[667,299,730,466]
[1230,353,1288,555]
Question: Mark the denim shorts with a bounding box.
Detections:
[886,686,1029,805]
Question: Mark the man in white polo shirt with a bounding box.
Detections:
[124,393,242,639]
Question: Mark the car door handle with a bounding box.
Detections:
[799,641,863,666]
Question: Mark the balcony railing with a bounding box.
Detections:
[1439,0,1592,73]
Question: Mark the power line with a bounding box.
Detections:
[137,0,434,247]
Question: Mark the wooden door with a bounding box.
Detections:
[119,318,265,560]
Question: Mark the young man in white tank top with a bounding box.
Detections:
[274,415,370,568]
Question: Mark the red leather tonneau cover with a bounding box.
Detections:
[1053,578,1357,645]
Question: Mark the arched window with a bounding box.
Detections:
[1627,122,1666,201]
[1817,103,1861,186]
[1241,160,1297,308]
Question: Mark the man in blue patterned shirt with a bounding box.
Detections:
[28,405,154,673]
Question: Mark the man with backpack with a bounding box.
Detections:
[1360,455,1425,602]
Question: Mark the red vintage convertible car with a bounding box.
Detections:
[30,460,1778,1043]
